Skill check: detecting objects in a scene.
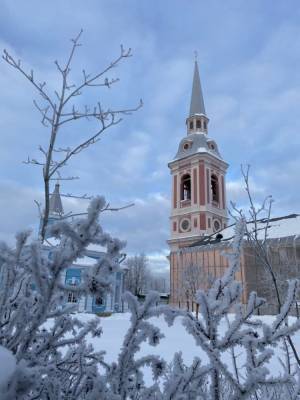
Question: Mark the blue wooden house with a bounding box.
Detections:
[63,250,125,313]
[43,184,126,314]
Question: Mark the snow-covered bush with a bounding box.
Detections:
[104,220,300,399]
[1,203,300,399]
[170,219,300,399]
[0,196,125,399]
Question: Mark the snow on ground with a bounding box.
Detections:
[75,312,300,385]
[0,345,16,390]
[87,313,203,365]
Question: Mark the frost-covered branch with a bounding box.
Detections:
[0,197,125,399]
[3,30,142,242]
[107,291,177,399]
[179,219,300,400]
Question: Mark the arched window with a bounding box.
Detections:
[211,174,219,203]
[189,121,193,130]
[196,119,201,129]
[181,174,191,201]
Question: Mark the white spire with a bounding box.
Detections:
[189,60,206,117]
[49,183,64,215]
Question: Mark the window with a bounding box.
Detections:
[95,296,104,306]
[65,270,81,304]
[183,142,190,151]
[211,174,219,203]
[196,119,201,129]
[189,121,193,130]
[181,174,191,201]
[203,121,207,130]
[67,292,77,303]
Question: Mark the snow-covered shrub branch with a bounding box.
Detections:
[174,219,300,400]
[0,196,125,399]
[1,202,300,399]
[106,291,177,399]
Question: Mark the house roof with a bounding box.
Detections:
[190,214,300,248]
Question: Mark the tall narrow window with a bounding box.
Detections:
[211,174,219,203]
[203,121,207,130]
[95,296,104,306]
[67,291,77,303]
[181,174,191,201]
[196,119,201,129]
[189,121,193,130]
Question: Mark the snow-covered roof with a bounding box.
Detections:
[190,214,300,248]
[172,132,223,162]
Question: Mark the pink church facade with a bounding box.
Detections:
[168,61,229,305]
[167,62,300,314]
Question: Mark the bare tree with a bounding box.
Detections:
[124,253,149,297]
[2,30,142,241]
[259,241,300,315]
[230,164,300,367]
[178,263,214,314]
[147,272,169,293]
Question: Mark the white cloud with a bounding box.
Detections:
[100,192,170,258]
[147,251,170,274]
[1,0,300,269]
[117,131,151,179]
[0,181,42,243]
[227,177,266,205]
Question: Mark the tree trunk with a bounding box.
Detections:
[211,368,220,400]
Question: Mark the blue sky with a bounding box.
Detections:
[1,1,300,272]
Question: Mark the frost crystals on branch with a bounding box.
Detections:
[175,219,300,400]
[0,197,125,399]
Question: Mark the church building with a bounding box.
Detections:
[168,60,228,247]
[168,60,230,306]
[168,61,300,313]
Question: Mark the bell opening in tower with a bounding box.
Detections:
[211,174,220,205]
[181,174,191,201]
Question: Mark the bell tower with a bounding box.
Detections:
[167,60,228,252]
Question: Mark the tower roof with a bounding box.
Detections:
[189,61,206,117]
[49,183,64,215]
[172,132,225,163]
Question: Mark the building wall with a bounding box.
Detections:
[170,238,300,315]
[242,238,300,315]
[169,154,228,244]
[43,247,125,314]
[63,267,125,314]
[170,242,247,307]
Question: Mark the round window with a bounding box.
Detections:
[180,219,190,232]
[183,142,190,151]
[213,220,220,232]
